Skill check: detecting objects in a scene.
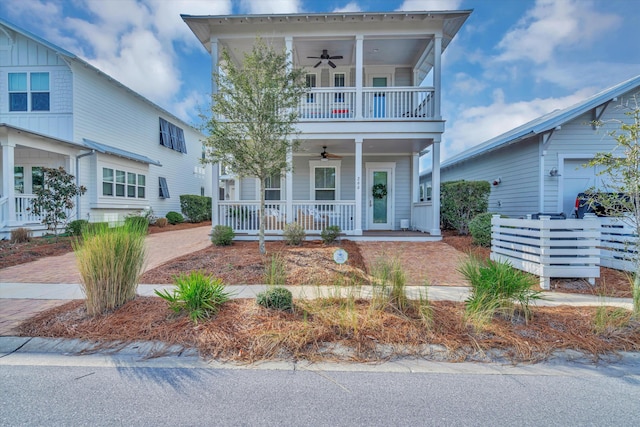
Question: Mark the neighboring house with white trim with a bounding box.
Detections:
[182,10,471,240]
[0,18,211,238]
[420,75,640,219]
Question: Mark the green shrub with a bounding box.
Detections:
[166,211,184,225]
[283,222,305,246]
[264,253,287,286]
[321,225,341,244]
[211,225,235,246]
[66,219,89,236]
[458,256,541,328]
[155,271,232,323]
[256,287,293,311]
[73,221,147,316]
[180,195,212,223]
[155,217,168,228]
[124,216,149,232]
[468,212,500,247]
[441,180,491,235]
[10,227,31,243]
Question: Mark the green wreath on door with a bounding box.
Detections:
[372,183,388,199]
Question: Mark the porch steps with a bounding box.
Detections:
[234,231,441,243]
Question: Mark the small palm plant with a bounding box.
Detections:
[155,271,232,323]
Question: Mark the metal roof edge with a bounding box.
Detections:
[440,74,640,171]
[82,138,162,167]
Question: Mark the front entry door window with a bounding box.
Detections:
[367,165,393,230]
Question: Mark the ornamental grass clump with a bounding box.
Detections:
[256,287,293,311]
[459,256,542,328]
[73,221,147,316]
[370,256,408,313]
[155,271,232,323]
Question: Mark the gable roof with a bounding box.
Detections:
[0,17,197,133]
[437,74,640,172]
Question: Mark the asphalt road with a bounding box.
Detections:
[1,353,639,426]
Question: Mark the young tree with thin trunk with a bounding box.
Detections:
[202,38,307,255]
[587,94,640,315]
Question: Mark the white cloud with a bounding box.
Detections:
[333,2,361,13]
[449,72,486,96]
[440,87,596,162]
[240,0,302,14]
[397,0,463,11]
[496,0,620,64]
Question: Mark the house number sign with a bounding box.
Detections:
[333,248,348,264]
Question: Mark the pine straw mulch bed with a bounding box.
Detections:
[18,297,640,364]
[139,240,367,286]
[0,221,210,269]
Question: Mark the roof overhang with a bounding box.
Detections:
[82,139,162,166]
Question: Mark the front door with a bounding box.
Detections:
[367,165,393,230]
[372,77,387,118]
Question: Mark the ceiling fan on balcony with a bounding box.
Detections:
[318,146,342,161]
[307,49,343,68]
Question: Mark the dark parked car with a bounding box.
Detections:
[574,192,630,218]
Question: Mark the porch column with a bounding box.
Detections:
[430,139,441,236]
[210,37,219,98]
[1,140,16,225]
[354,138,363,235]
[433,35,442,120]
[286,143,293,224]
[412,152,419,203]
[211,162,220,228]
[355,35,363,120]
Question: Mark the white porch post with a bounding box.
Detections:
[412,152,419,203]
[433,35,442,120]
[285,37,294,224]
[1,140,16,225]
[210,36,220,229]
[286,144,293,223]
[354,138,363,234]
[355,35,363,120]
[430,139,441,236]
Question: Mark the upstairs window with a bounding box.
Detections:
[334,73,345,103]
[264,172,282,201]
[8,72,50,112]
[159,118,187,153]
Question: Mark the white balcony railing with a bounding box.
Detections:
[298,86,435,121]
[218,200,356,233]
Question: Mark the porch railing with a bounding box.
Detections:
[15,194,41,223]
[297,86,435,121]
[218,201,356,234]
[412,201,433,232]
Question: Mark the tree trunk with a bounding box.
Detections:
[259,176,266,255]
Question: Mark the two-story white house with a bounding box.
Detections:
[182,10,471,240]
[0,18,211,238]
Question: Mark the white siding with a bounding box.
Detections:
[69,61,207,218]
[0,28,73,140]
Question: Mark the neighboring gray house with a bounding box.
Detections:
[421,75,640,218]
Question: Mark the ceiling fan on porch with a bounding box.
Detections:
[307,49,343,68]
[319,146,342,161]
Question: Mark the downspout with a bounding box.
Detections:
[75,150,95,220]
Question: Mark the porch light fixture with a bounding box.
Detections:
[492,177,502,186]
[549,168,561,177]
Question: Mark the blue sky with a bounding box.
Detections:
[2,0,639,167]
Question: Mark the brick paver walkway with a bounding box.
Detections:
[0,226,212,284]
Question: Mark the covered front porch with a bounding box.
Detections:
[211,136,443,240]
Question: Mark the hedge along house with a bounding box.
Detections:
[182,10,471,240]
[0,18,212,238]
[420,75,640,219]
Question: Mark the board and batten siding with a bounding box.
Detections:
[0,29,73,140]
[69,61,207,218]
[438,139,540,217]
